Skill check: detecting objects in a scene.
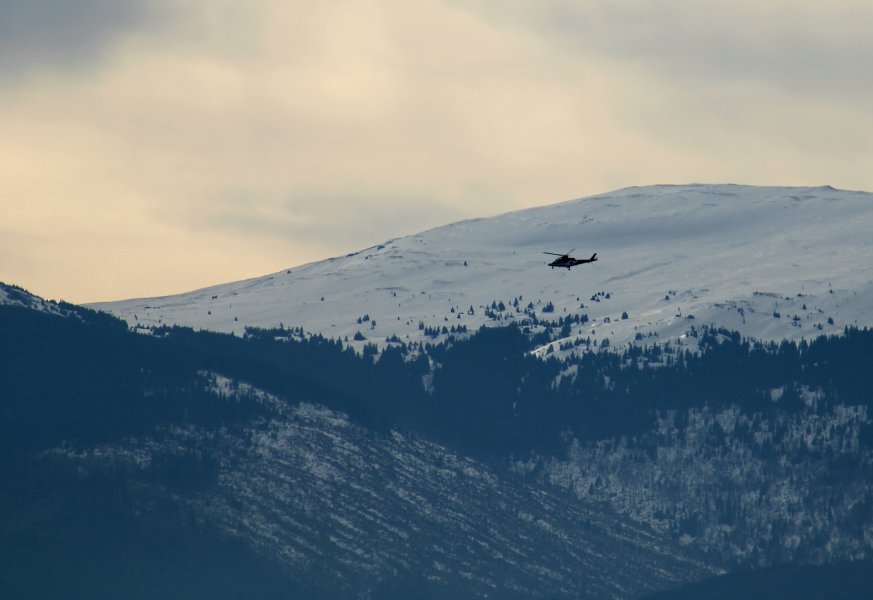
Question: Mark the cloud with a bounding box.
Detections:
[455,0,873,99]
[200,190,463,253]
[447,0,873,182]
[2,0,873,303]
[0,0,161,76]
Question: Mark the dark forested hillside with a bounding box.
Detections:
[5,303,871,461]
[646,561,873,600]
[0,303,715,599]
[2,301,873,597]
[421,323,873,458]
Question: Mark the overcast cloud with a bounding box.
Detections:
[0,0,160,75]
[458,1,873,94]
[1,0,871,302]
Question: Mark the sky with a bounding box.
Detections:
[2,0,872,303]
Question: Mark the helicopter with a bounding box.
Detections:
[544,248,598,269]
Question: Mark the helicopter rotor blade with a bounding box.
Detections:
[543,252,564,256]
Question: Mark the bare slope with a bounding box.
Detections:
[58,380,717,598]
[91,184,873,352]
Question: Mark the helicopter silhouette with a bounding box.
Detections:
[544,248,598,269]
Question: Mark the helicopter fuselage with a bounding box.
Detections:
[547,252,598,269]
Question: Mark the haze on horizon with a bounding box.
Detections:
[2,0,872,303]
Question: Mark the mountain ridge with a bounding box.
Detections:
[89,184,873,355]
[5,184,873,598]
[0,299,721,599]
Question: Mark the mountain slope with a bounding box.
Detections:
[91,185,873,352]
[0,302,717,599]
[63,390,715,599]
[645,561,873,600]
[1,282,72,316]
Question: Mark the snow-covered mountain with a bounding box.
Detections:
[1,299,721,598]
[0,282,69,316]
[92,184,873,352]
[57,380,715,598]
[6,185,873,597]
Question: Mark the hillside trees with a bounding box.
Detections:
[3,303,872,464]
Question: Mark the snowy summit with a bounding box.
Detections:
[91,184,873,354]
